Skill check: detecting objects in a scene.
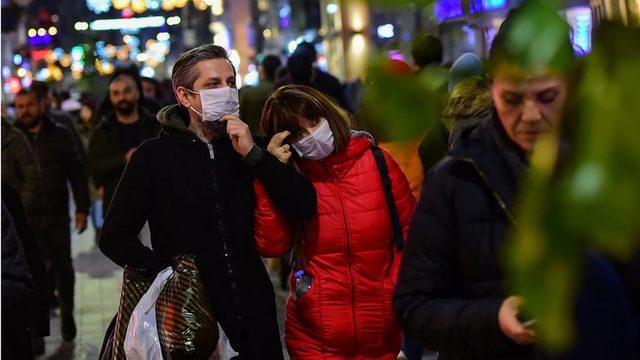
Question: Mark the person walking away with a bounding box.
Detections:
[1,202,36,359]
[14,88,90,342]
[256,85,416,359]
[99,44,316,359]
[239,54,281,136]
[88,70,159,215]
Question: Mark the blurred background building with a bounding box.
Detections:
[2,0,639,101]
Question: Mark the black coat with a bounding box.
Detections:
[394,116,532,360]
[87,108,159,214]
[99,105,317,359]
[17,117,90,225]
[2,183,50,336]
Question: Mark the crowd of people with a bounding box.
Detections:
[2,1,639,359]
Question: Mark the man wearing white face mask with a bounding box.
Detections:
[99,44,317,360]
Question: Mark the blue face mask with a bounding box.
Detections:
[292,118,335,160]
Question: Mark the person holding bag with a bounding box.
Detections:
[255,85,416,359]
[99,45,316,359]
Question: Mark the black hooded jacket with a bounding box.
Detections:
[393,114,532,360]
[99,105,317,359]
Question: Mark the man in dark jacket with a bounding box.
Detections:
[239,54,281,136]
[1,116,42,219]
[99,44,316,359]
[394,3,575,359]
[14,88,91,342]
[88,71,159,214]
[31,81,86,160]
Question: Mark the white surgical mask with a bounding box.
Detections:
[186,86,239,122]
[292,118,335,160]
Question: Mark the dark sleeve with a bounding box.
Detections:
[99,147,168,276]
[2,203,35,314]
[62,127,90,215]
[87,128,125,188]
[1,184,50,335]
[243,144,316,222]
[54,112,86,161]
[11,130,43,216]
[393,163,511,356]
[418,121,450,175]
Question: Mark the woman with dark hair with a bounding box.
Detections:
[255,85,416,359]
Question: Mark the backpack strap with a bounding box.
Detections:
[371,146,404,252]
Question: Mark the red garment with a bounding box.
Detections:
[254,136,416,359]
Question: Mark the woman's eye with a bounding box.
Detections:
[537,90,558,104]
[502,93,522,105]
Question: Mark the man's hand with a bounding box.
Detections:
[75,213,88,234]
[267,131,292,164]
[125,148,136,163]
[498,296,536,345]
[220,115,254,157]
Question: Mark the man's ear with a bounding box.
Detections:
[175,87,191,108]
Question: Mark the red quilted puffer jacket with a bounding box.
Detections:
[254,135,416,359]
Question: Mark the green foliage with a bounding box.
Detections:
[361,57,447,141]
[507,21,640,351]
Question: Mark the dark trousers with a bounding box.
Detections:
[37,223,74,316]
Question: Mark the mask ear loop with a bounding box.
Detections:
[183,88,204,118]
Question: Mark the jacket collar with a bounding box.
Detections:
[448,112,527,214]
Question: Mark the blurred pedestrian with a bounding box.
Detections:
[76,99,104,242]
[278,42,350,110]
[31,81,85,160]
[88,69,159,215]
[443,53,492,146]
[14,87,90,342]
[257,85,416,359]
[99,44,316,359]
[2,183,50,355]
[1,116,43,220]
[95,65,161,118]
[1,202,36,359]
[411,34,443,72]
[239,54,281,135]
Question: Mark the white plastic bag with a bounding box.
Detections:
[124,267,173,360]
[209,323,239,360]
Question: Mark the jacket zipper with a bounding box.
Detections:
[452,156,518,227]
[207,143,215,159]
[321,160,357,351]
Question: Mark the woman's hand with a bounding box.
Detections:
[498,296,536,345]
[267,131,293,164]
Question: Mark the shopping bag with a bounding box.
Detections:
[209,323,239,360]
[156,255,219,359]
[124,267,173,360]
[111,266,154,359]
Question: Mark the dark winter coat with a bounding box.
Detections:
[17,116,90,226]
[1,117,43,218]
[48,109,86,160]
[1,183,50,336]
[99,104,317,359]
[87,108,159,213]
[1,202,35,323]
[394,115,533,360]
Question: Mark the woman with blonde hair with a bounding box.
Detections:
[254,85,416,359]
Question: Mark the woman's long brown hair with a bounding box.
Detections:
[261,85,352,267]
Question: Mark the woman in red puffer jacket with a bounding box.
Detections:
[255,85,416,359]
